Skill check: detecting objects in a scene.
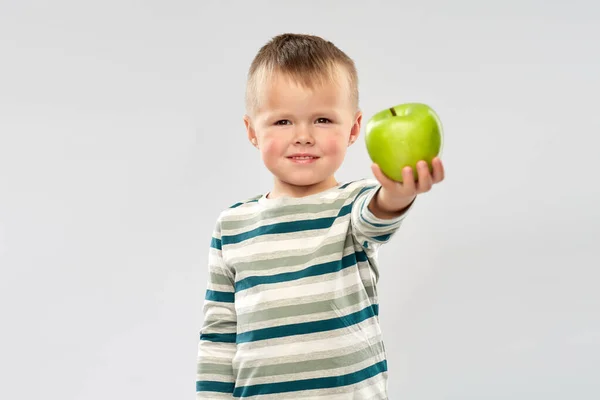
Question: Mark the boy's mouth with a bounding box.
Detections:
[287,154,319,163]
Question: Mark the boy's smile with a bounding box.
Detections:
[244,68,362,199]
[286,152,319,164]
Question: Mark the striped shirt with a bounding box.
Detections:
[196,179,411,399]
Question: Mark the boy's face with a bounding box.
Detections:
[244,68,361,198]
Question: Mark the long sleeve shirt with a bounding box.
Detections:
[196,178,411,399]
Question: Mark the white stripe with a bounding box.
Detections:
[224,192,353,221]
[226,232,351,273]
[223,206,349,236]
[233,242,356,281]
[235,267,361,309]
[234,282,364,316]
[197,341,236,359]
[223,219,350,260]
[205,282,234,293]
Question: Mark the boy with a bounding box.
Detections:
[196,33,444,399]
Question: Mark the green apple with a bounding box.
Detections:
[365,102,443,182]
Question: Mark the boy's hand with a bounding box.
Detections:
[369,157,445,217]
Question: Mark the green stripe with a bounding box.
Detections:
[233,360,387,397]
[235,340,385,379]
[372,234,391,242]
[235,251,368,292]
[196,380,234,394]
[211,237,221,250]
[205,289,234,303]
[209,271,232,286]
[197,362,234,376]
[364,283,376,299]
[231,241,345,273]
[237,286,369,326]
[236,304,378,344]
[200,333,236,343]
[222,204,352,245]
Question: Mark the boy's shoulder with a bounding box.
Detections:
[337,178,379,194]
[214,193,262,221]
[226,194,264,210]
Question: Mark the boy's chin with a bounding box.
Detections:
[278,174,337,189]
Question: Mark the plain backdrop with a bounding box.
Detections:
[1,0,599,399]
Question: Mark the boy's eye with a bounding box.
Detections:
[316,118,332,124]
[274,120,291,125]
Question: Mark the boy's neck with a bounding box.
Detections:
[267,176,339,199]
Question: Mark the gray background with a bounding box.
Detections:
[1,0,599,399]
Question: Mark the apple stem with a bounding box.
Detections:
[389,108,397,116]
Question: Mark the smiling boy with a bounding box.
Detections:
[196,33,444,399]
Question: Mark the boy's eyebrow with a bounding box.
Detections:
[261,109,340,121]
[309,109,343,118]
[260,110,292,120]
[255,111,291,124]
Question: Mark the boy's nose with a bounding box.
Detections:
[295,136,314,145]
[294,127,314,145]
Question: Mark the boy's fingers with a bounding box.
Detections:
[416,161,433,192]
[401,166,416,195]
[371,164,395,189]
[432,157,445,183]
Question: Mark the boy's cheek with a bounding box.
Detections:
[322,136,347,156]
[259,139,283,159]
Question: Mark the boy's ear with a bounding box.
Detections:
[348,110,362,146]
[244,115,258,148]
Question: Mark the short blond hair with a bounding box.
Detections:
[245,33,359,115]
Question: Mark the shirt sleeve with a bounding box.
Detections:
[196,218,237,398]
[350,181,414,249]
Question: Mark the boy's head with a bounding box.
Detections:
[243,33,362,198]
